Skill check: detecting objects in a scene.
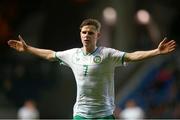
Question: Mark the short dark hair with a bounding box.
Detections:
[80,18,101,32]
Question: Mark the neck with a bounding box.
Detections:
[82,46,97,55]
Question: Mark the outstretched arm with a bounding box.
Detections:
[124,37,176,62]
[8,35,55,61]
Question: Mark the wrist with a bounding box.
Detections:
[155,48,161,55]
[25,45,30,52]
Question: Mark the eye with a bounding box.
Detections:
[81,31,95,35]
[82,31,87,34]
[88,32,94,35]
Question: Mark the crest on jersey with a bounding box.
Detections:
[93,56,102,63]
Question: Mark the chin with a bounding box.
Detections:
[83,43,89,47]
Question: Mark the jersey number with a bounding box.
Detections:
[83,65,88,76]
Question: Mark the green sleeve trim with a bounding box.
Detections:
[121,52,126,65]
[55,52,64,65]
[55,52,57,59]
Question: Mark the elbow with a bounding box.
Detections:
[46,56,53,61]
[46,55,54,61]
[46,51,55,61]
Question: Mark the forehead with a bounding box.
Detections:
[81,25,97,32]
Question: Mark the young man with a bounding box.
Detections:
[8,18,176,119]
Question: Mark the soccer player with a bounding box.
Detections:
[8,18,176,119]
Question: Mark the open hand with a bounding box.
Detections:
[8,35,28,52]
[158,37,176,54]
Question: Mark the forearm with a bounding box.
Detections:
[25,45,55,61]
[125,48,160,62]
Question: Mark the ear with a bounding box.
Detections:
[97,32,101,39]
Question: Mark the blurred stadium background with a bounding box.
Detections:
[0,0,179,119]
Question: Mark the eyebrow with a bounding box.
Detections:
[82,31,95,35]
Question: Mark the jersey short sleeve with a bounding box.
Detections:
[105,48,126,67]
[54,48,78,66]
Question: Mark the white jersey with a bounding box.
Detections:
[120,107,145,119]
[55,47,126,118]
[18,107,39,120]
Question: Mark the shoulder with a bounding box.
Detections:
[55,48,80,59]
[98,46,111,52]
[56,48,80,53]
[98,46,122,54]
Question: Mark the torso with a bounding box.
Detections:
[55,47,125,118]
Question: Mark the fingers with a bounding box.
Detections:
[166,40,176,48]
[8,40,18,46]
[161,37,168,44]
[7,40,19,49]
[162,37,176,44]
[167,40,176,53]
[168,47,176,52]
[18,34,27,46]
[18,35,24,42]
[7,35,23,46]
[163,37,167,40]
[168,40,176,46]
[7,35,23,49]
[160,37,176,47]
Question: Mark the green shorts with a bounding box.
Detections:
[73,114,115,120]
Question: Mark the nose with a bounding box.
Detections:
[85,32,89,36]
[83,33,90,38]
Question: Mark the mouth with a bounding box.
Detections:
[84,39,90,42]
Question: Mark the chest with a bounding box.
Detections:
[71,54,110,77]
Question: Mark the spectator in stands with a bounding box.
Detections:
[17,99,39,120]
[120,99,145,119]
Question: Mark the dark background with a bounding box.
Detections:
[0,0,179,119]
